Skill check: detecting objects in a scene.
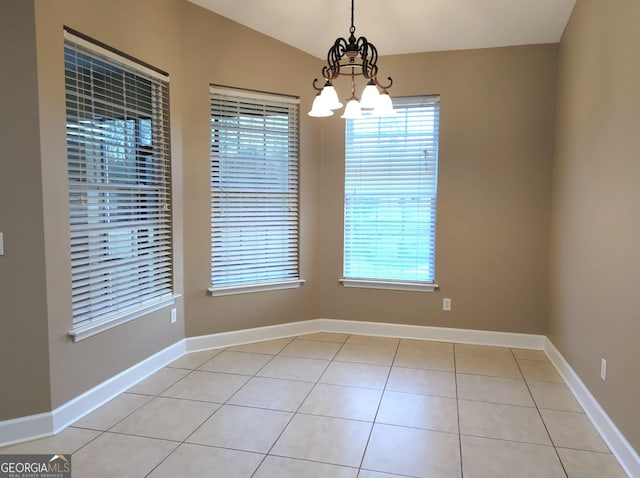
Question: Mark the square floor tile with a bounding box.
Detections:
[376,391,458,433]
[456,374,534,407]
[528,381,582,412]
[399,339,454,353]
[226,338,293,354]
[299,383,382,421]
[455,353,522,378]
[540,409,609,452]
[187,404,291,453]
[346,335,400,347]
[161,370,248,402]
[72,432,177,478]
[296,332,350,343]
[280,339,342,360]
[127,367,190,395]
[362,423,461,478]
[110,397,219,441]
[257,355,330,382]
[253,456,358,478]
[459,400,551,445]
[167,350,220,369]
[393,347,455,372]
[511,348,548,361]
[386,367,456,398]
[557,448,627,478]
[319,361,390,389]
[518,359,563,383]
[73,393,152,431]
[454,344,512,357]
[335,343,397,366]
[147,443,263,478]
[199,351,272,375]
[271,414,371,467]
[0,427,100,454]
[228,377,313,412]
[461,435,565,478]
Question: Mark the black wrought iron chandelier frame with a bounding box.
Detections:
[312,0,393,94]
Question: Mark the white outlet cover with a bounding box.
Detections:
[443,298,452,311]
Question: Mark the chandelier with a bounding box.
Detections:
[308,0,395,119]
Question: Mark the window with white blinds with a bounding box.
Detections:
[64,30,174,336]
[343,96,440,289]
[209,86,302,295]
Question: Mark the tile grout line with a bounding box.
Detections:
[142,350,233,478]
[453,343,465,478]
[248,335,344,477]
[510,348,569,478]
[72,361,203,477]
[356,336,401,476]
[147,337,296,478]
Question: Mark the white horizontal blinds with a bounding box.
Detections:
[210,87,300,288]
[65,34,173,326]
[344,96,440,283]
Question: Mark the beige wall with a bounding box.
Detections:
[33,0,186,409]
[549,0,640,452]
[179,2,321,338]
[0,0,52,420]
[317,45,558,333]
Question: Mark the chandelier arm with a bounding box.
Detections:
[375,76,393,90]
[312,78,324,92]
[356,37,380,80]
[324,38,349,80]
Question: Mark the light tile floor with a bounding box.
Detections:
[0,333,628,478]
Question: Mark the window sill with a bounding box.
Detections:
[339,278,439,292]
[209,279,305,297]
[68,294,179,342]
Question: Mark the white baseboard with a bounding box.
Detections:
[3,317,637,478]
[544,338,639,478]
[0,340,185,448]
[0,412,53,449]
[313,318,546,349]
[185,317,546,352]
[186,319,322,352]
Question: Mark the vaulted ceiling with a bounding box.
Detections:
[188,0,576,59]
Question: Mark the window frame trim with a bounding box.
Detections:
[339,278,439,292]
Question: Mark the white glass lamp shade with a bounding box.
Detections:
[341,98,363,119]
[308,93,333,117]
[320,84,343,110]
[359,81,380,109]
[373,90,396,116]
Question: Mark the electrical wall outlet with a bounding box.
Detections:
[601,358,607,381]
[170,308,177,324]
[443,298,452,311]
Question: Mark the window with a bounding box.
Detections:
[209,86,302,295]
[342,96,440,291]
[64,29,174,339]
